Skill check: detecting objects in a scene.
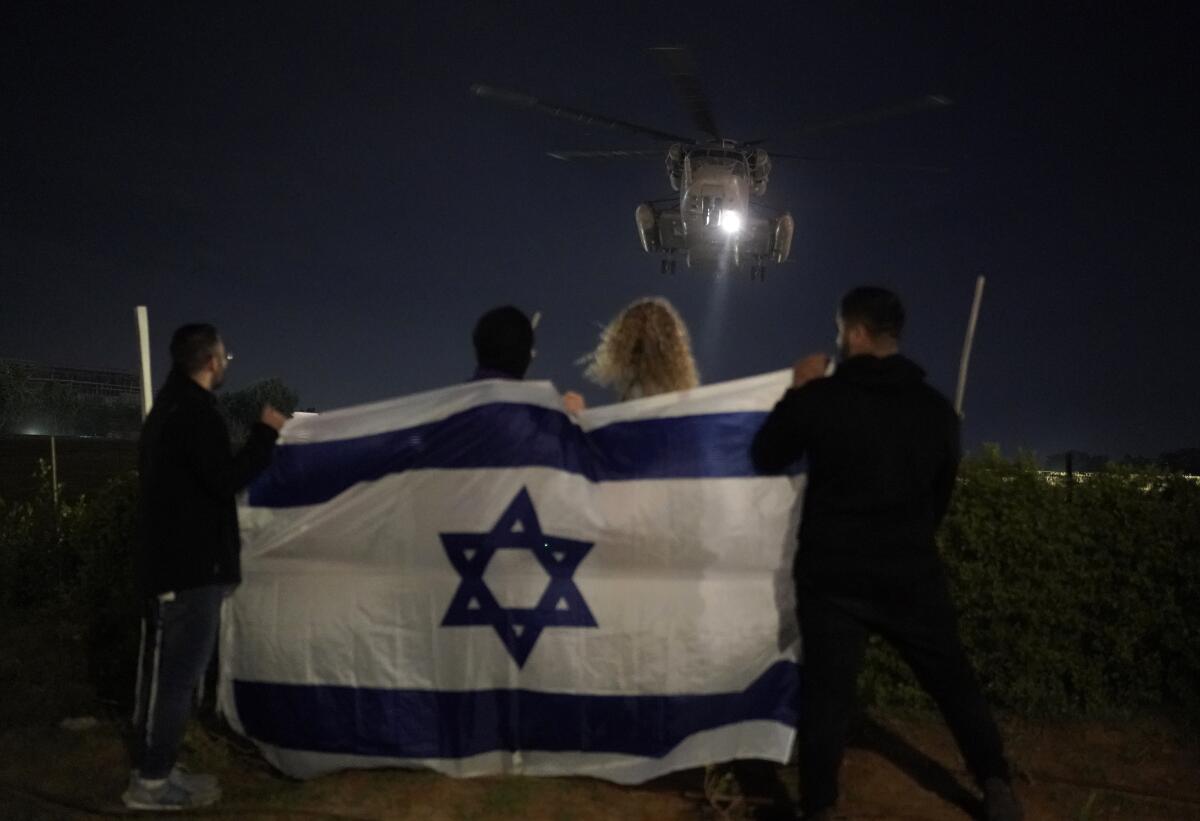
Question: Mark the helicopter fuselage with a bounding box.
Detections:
[678,152,751,238]
[635,143,792,275]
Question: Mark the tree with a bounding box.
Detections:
[0,362,36,433]
[218,378,300,445]
[1046,451,1110,472]
[77,396,142,439]
[1159,448,1200,475]
[35,381,89,436]
[0,362,141,438]
[0,366,84,435]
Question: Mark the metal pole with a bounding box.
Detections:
[136,305,153,418]
[954,275,986,417]
[50,434,59,510]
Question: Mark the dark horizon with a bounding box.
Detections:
[3,3,1196,459]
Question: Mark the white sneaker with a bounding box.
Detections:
[166,765,219,799]
[122,770,220,811]
[129,766,220,795]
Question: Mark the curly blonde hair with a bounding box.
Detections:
[583,297,699,400]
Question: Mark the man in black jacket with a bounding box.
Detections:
[751,287,1021,821]
[124,323,285,811]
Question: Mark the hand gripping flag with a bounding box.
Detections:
[219,370,804,783]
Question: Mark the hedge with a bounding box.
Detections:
[2,450,1198,722]
[0,462,140,704]
[862,447,1200,724]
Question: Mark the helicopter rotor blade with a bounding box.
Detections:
[649,46,721,140]
[471,83,695,144]
[748,94,953,145]
[546,148,665,161]
[768,151,950,173]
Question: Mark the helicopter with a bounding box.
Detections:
[473,46,952,279]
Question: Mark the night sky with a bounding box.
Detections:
[2,2,1196,459]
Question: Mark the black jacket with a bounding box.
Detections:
[751,354,960,584]
[137,370,278,596]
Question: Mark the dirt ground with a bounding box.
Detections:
[2,609,1198,820]
[1,710,1197,820]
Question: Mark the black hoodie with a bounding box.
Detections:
[137,370,278,596]
[751,354,960,584]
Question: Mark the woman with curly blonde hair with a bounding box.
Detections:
[569,297,780,814]
[582,296,699,401]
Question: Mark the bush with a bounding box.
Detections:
[0,463,140,706]
[219,378,299,446]
[860,446,1200,724]
[66,470,141,705]
[2,451,1198,723]
[0,461,83,608]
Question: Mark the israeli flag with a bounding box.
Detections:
[218,371,804,784]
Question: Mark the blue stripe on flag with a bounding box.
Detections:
[248,403,785,508]
[234,660,798,759]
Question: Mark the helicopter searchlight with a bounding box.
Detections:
[719,210,743,234]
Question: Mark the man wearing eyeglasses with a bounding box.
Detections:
[125,323,286,811]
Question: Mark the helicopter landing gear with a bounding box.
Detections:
[660,257,677,275]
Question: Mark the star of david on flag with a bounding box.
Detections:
[440,487,596,666]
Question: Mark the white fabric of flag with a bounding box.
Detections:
[218,370,804,784]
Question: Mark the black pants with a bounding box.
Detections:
[796,569,1009,814]
[131,584,227,779]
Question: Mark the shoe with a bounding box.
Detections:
[166,765,219,798]
[129,765,220,799]
[122,771,221,811]
[982,777,1023,821]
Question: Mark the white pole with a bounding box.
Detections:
[136,305,153,418]
[954,276,986,417]
[50,434,59,510]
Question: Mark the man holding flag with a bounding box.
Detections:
[752,286,1022,821]
[126,324,285,811]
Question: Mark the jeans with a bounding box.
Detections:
[797,569,1009,814]
[131,584,228,779]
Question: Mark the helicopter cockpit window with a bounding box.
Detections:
[702,196,723,226]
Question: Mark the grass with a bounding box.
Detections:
[2,602,1200,819]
